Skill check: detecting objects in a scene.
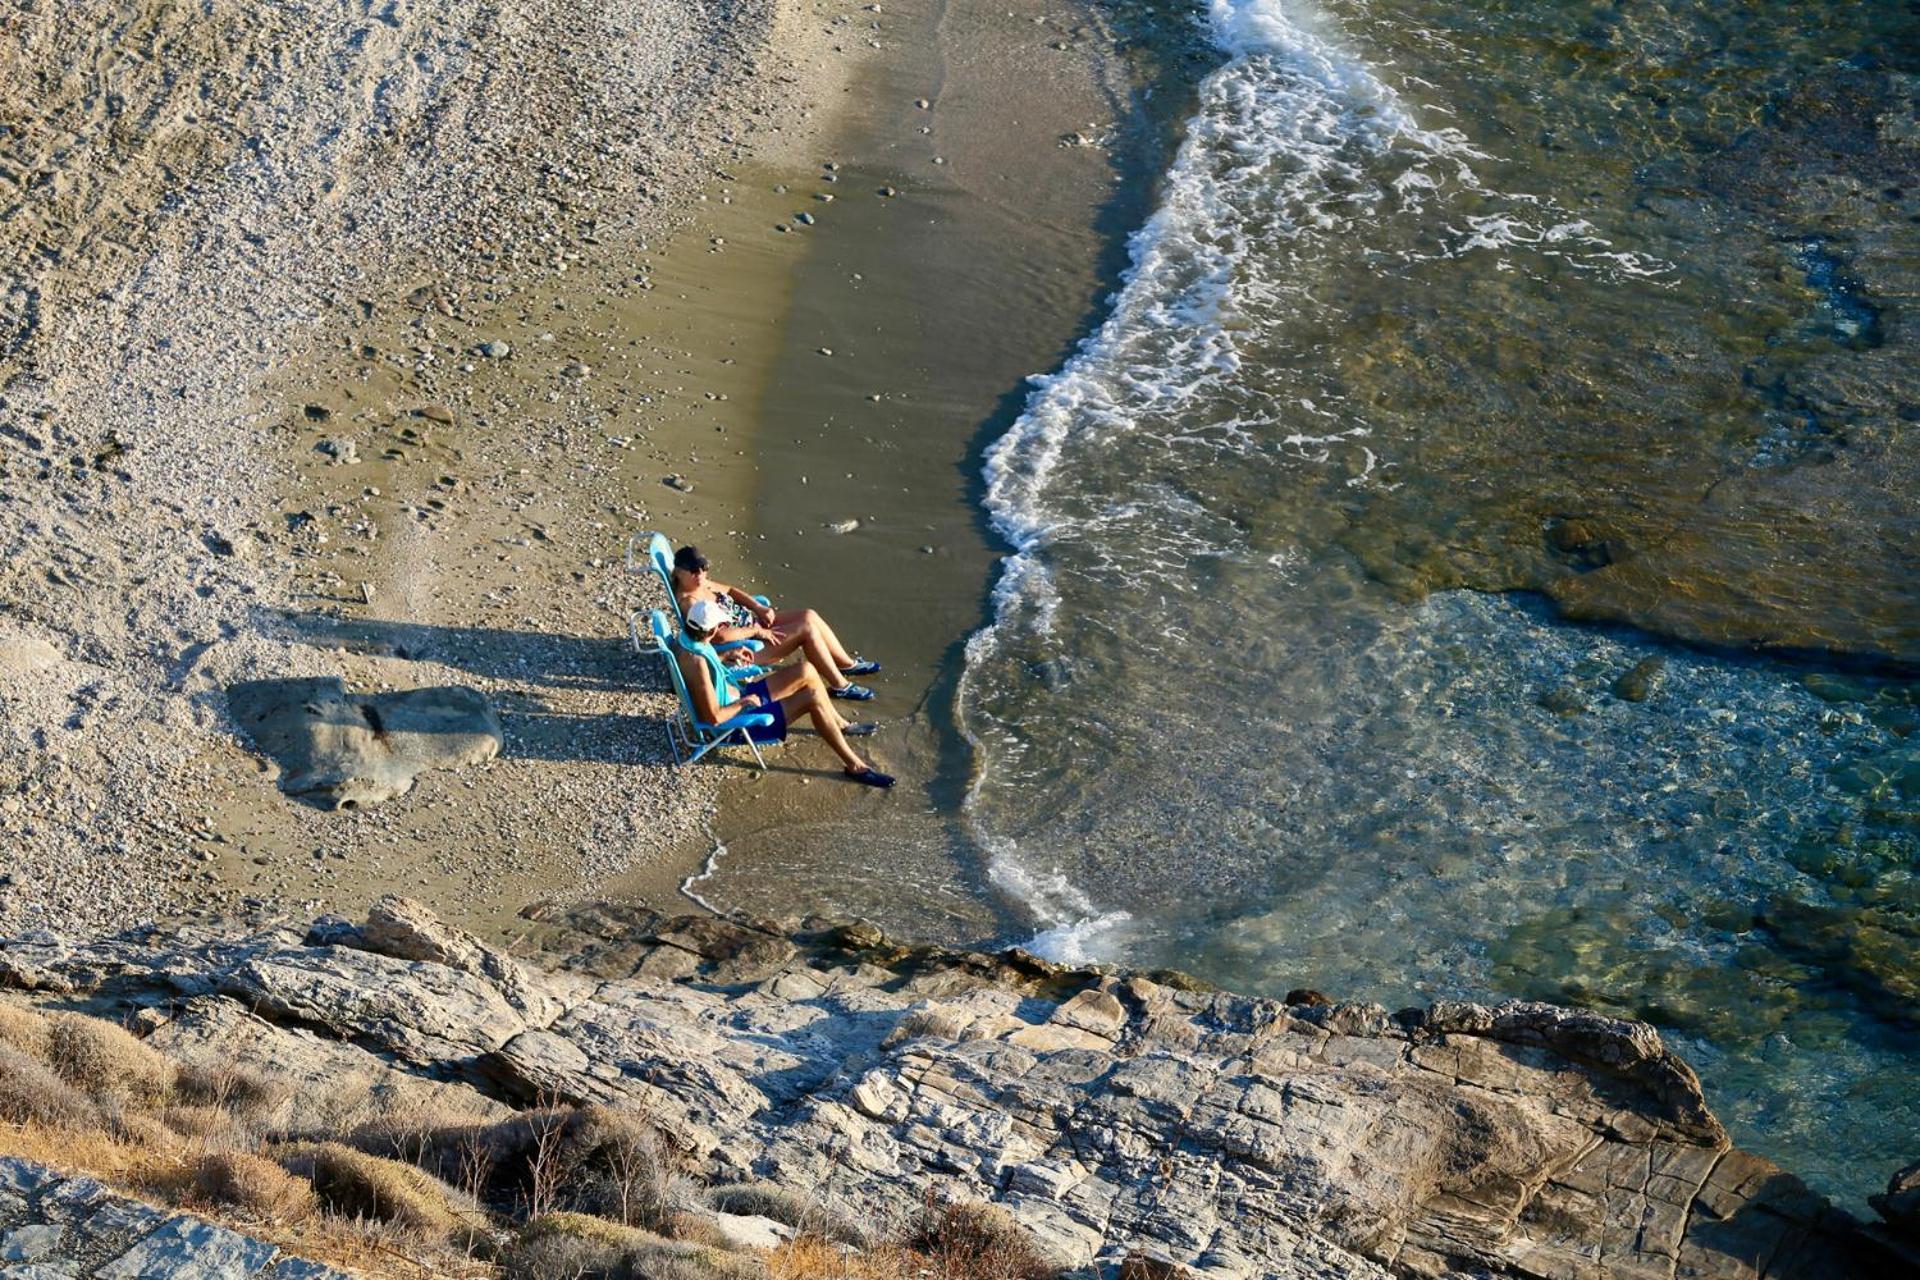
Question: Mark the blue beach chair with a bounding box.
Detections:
[631,608,774,768]
[626,531,770,657]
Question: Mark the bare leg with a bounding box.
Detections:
[759,611,854,688]
[774,608,857,671]
[774,682,868,772]
[759,664,855,732]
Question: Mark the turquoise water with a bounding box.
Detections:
[956,0,1918,1206]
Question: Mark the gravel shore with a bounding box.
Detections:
[0,0,862,933]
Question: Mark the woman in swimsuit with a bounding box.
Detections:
[675,599,895,788]
[669,544,880,701]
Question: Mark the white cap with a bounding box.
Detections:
[685,599,733,633]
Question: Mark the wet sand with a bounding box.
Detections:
[600,0,1210,937]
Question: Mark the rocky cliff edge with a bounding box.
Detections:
[2,897,1914,1279]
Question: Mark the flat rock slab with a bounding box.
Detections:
[228,677,501,810]
[0,629,61,679]
[0,1158,347,1280]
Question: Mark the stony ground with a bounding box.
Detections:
[3,897,1914,1279]
[0,0,856,934]
[0,1157,349,1279]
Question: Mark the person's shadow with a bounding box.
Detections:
[269,608,708,769]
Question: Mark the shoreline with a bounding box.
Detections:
[613,0,1215,940]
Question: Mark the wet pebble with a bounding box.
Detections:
[1537,686,1586,716]
[1614,657,1666,703]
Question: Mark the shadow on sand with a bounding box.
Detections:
[274,609,834,775]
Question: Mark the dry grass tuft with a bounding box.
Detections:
[707,1183,865,1248]
[194,1150,320,1225]
[0,1040,98,1127]
[0,1000,50,1057]
[665,1209,731,1250]
[0,1115,193,1202]
[767,1205,1062,1280]
[277,1140,486,1245]
[904,1200,1059,1280]
[508,1213,763,1280]
[174,1060,294,1124]
[162,1102,246,1145]
[44,1013,174,1107]
[766,1236,924,1280]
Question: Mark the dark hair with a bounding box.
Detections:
[673,545,708,575]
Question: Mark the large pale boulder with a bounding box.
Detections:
[227,677,502,809]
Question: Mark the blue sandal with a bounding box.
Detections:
[845,766,895,788]
[843,658,882,676]
[830,682,875,701]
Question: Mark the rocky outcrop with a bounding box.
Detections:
[226,678,503,810]
[2,900,1908,1279]
[0,1156,348,1279]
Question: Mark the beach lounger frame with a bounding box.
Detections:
[626,531,769,657]
[631,607,774,769]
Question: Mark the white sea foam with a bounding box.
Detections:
[960,0,1668,966]
[987,846,1136,963]
[679,833,729,914]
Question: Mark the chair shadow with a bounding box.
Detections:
[271,609,819,775]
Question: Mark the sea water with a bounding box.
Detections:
[957,0,1918,1205]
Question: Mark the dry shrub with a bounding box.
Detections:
[160,1103,247,1145]
[665,1210,731,1250]
[345,1089,497,1170]
[0,1040,98,1127]
[507,1212,653,1280]
[708,1183,866,1248]
[193,1150,320,1224]
[382,1101,683,1231]
[277,1140,485,1244]
[0,1001,50,1057]
[767,1236,922,1280]
[110,1111,186,1153]
[906,1200,1059,1280]
[509,1213,764,1280]
[173,1060,293,1125]
[43,1014,174,1107]
[558,1105,683,1229]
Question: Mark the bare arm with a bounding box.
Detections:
[678,649,760,724]
[717,579,776,624]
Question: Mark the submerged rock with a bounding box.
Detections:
[1613,655,1667,701]
[1537,685,1586,716]
[227,678,502,810]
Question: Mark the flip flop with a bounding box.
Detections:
[830,682,876,701]
[843,722,879,737]
[845,766,895,788]
[843,658,882,676]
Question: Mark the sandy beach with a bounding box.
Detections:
[0,0,881,936]
[0,0,1184,940]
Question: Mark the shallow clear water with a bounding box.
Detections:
[956,0,1919,1206]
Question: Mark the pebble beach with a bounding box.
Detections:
[0,0,890,934]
